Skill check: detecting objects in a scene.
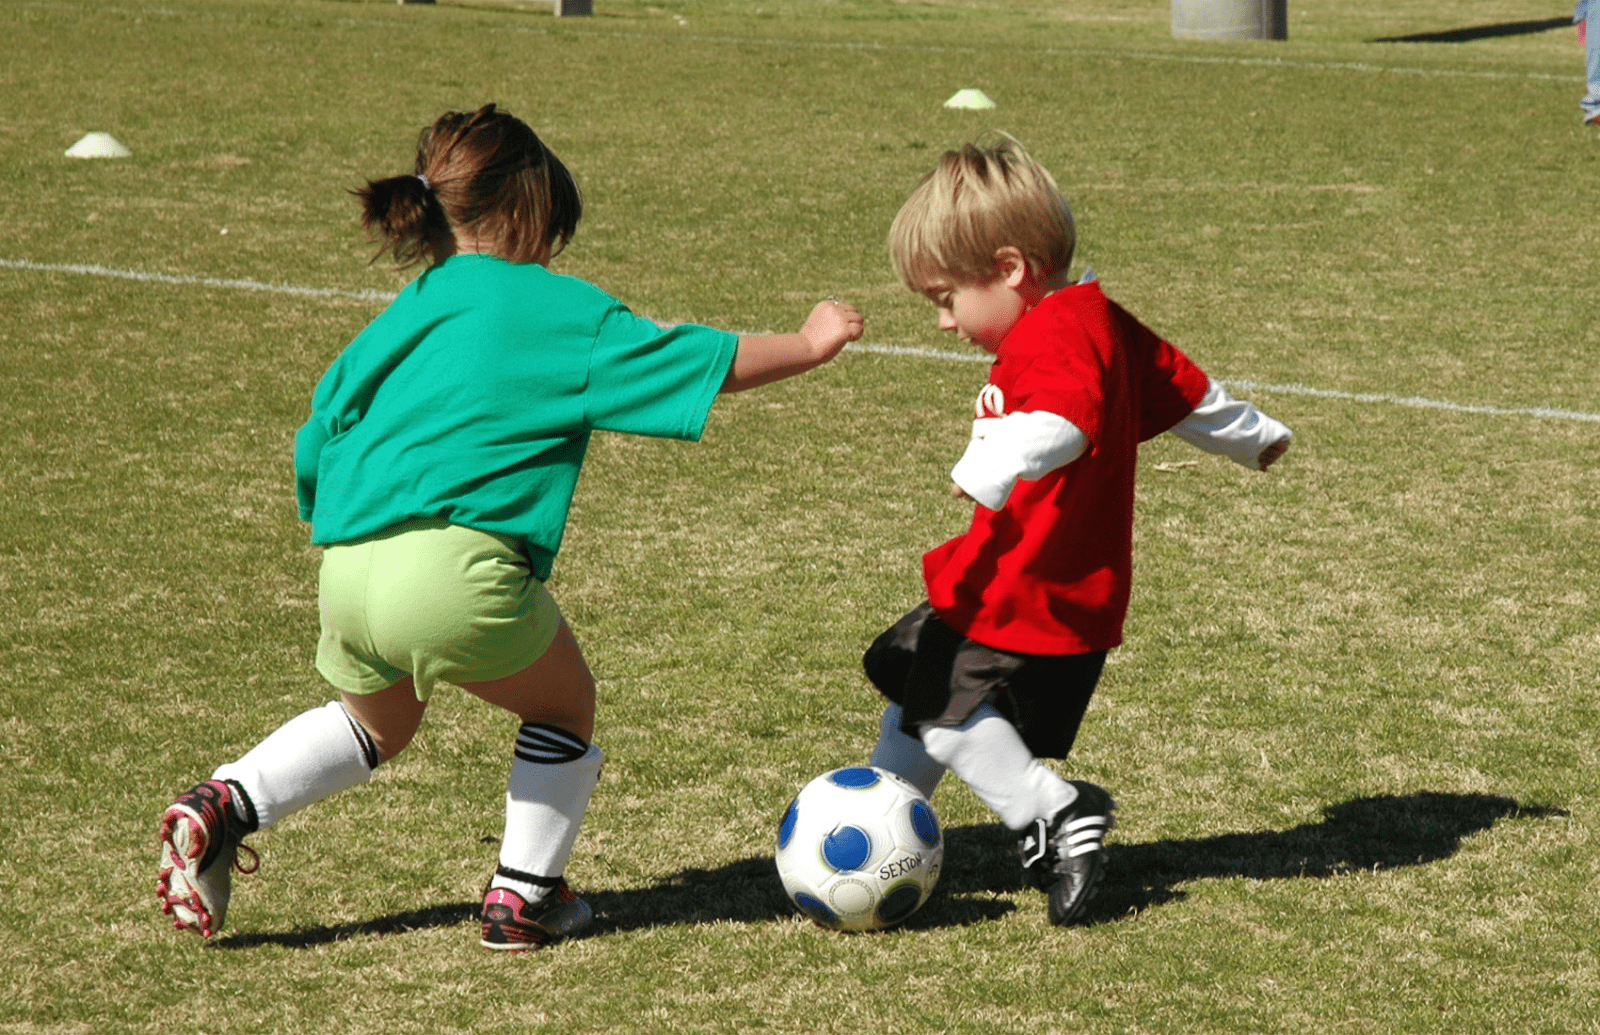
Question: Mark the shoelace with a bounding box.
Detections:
[234,843,261,874]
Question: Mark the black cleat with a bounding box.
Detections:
[1017,781,1115,926]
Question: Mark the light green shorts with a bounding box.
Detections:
[316,519,562,701]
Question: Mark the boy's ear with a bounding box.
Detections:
[993,247,1031,288]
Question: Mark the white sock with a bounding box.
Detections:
[491,724,603,903]
[919,703,1078,831]
[212,700,378,831]
[868,703,946,799]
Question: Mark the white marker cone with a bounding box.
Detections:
[943,88,996,110]
[65,132,132,159]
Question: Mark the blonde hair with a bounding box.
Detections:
[889,134,1074,291]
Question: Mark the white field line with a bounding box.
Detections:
[6,256,1599,425]
[1217,380,1600,423]
[0,257,398,304]
[526,26,1583,84]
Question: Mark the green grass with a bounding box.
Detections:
[3,0,1600,1031]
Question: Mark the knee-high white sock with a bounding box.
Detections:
[211,700,379,831]
[491,723,603,902]
[868,703,946,799]
[919,703,1078,831]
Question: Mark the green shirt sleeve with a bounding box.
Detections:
[584,305,738,441]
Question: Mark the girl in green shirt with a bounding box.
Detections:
[157,104,863,951]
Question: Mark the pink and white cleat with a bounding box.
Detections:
[156,780,258,938]
[480,880,592,951]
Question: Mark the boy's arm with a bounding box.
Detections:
[721,300,864,393]
[1168,378,1292,471]
[949,410,1088,509]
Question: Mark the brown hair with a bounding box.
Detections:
[353,104,583,268]
[889,134,1074,291]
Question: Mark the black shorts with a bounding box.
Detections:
[862,601,1107,760]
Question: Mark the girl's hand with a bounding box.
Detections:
[800,298,865,358]
[722,300,865,393]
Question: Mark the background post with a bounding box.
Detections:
[1172,0,1287,40]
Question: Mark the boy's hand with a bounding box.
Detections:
[950,481,974,501]
[1256,438,1290,471]
[800,298,865,358]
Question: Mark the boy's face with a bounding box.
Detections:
[921,275,1029,354]
[919,248,1043,354]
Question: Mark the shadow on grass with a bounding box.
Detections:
[1083,791,1566,924]
[1374,17,1573,43]
[213,791,1562,947]
[213,902,480,949]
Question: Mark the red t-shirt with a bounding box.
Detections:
[923,281,1209,655]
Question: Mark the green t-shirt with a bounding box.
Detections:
[294,254,738,579]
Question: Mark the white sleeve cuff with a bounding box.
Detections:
[951,411,1088,510]
[1169,379,1292,468]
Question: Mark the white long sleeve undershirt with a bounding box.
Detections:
[948,378,1290,510]
[950,410,1088,511]
[1169,378,1292,468]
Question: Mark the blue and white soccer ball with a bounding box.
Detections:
[775,766,943,931]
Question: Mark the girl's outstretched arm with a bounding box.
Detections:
[721,299,864,393]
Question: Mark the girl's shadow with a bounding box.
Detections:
[214,791,1561,947]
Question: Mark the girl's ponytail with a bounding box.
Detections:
[353,173,451,269]
[354,104,581,270]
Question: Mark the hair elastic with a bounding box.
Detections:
[417,173,432,191]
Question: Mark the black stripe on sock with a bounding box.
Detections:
[496,863,562,888]
[514,722,589,765]
[339,704,381,770]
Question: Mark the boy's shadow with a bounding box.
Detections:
[1373,18,1573,43]
[213,791,1560,947]
[933,791,1564,927]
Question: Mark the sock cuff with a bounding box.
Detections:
[221,778,260,833]
[514,723,590,765]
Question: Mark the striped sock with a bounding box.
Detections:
[211,701,378,831]
[491,723,603,903]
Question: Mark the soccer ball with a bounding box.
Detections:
[775,766,943,931]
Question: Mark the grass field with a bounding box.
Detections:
[3,0,1600,1031]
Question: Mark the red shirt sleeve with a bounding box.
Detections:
[1001,314,1108,451]
[1112,301,1210,440]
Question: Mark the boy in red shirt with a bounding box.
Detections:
[865,136,1291,926]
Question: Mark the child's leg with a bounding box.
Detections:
[460,618,600,950]
[868,702,946,799]
[920,702,1114,926]
[1587,0,1600,121]
[158,693,390,937]
[863,603,948,798]
[211,696,387,828]
[918,703,1077,830]
[905,634,1114,926]
[338,678,427,763]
